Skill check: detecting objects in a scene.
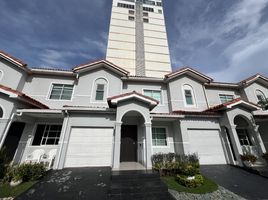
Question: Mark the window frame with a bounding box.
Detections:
[128,16,135,21]
[255,89,266,102]
[219,94,235,104]
[152,126,169,148]
[0,105,5,118]
[143,88,163,105]
[182,84,196,107]
[91,77,109,104]
[31,123,63,146]
[47,82,74,101]
[0,70,4,82]
[236,127,253,146]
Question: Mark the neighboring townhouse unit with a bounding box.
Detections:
[0,51,267,170]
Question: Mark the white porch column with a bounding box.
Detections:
[145,122,152,169]
[251,124,266,154]
[113,122,122,169]
[226,125,243,166]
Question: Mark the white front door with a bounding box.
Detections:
[188,129,227,165]
[64,127,113,168]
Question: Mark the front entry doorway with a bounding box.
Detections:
[2,122,26,162]
[120,125,137,162]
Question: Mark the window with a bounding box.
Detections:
[156,2,162,6]
[237,129,252,146]
[219,94,234,103]
[152,127,167,146]
[143,18,149,23]
[183,85,195,106]
[118,3,135,9]
[49,84,73,100]
[158,9,162,14]
[128,16,135,21]
[0,70,3,82]
[32,124,62,146]
[256,90,266,102]
[144,89,162,103]
[143,7,154,12]
[143,12,148,17]
[129,10,135,15]
[96,84,105,100]
[0,107,3,118]
[93,78,108,102]
[143,0,155,6]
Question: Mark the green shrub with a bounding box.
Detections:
[0,148,10,180]
[176,174,204,188]
[263,153,268,162]
[240,154,257,164]
[152,153,200,176]
[8,163,46,182]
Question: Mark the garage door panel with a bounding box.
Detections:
[188,129,226,165]
[64,127,113,168]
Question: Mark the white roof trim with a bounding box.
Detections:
[226,100,260,110]
[0,53,25,67]
[0,88,18,98]
[110,94,158,107]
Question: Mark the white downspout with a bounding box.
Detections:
[0,112,22,149]
[55,110,70,169]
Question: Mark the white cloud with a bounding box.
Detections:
[171,0,268,82]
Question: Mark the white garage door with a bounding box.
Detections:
[188,129,227,165]
[64,127,114,168]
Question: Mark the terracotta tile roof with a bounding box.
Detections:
[172,110,219,116]
[0,84,49,109]
[107,91,159,104]
[0,50,27,68]
[73,59,129,75]
[205,98,259,112]
[239,73,268,85]
[165,67,213,82]
[31,67,72,72]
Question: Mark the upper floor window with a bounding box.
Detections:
[143,0,155,6]
[32,124,62,146]
[219,94,234,104]
[143,89,162,103]
[143,18,149,23]
[0,106,3,118]
[49,84,73,100]
[118,2,135,9]
[152,127,167,146]
[256,90,266,102]
[94,78,108,102]
[129,10,135,15]
[183,84,195,106]
[143,7,154,12]
[0,70,3,82]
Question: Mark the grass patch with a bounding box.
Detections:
[0,181,37,198]
[162,176,218,194]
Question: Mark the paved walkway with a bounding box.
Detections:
[201,165,268,200]
[15,167,111,200]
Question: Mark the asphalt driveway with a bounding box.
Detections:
[15,167,111,200]
[201,165,268,200]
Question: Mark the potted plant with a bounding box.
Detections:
[240,154,257,167]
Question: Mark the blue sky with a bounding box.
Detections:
[1,0,268,82]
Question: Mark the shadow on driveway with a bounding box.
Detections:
[15,167,111,200]
[201,165,268,200]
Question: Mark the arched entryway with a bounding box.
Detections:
[120,111,146,169]
[234,116,253,147]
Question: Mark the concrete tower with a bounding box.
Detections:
[106,0,172,78]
